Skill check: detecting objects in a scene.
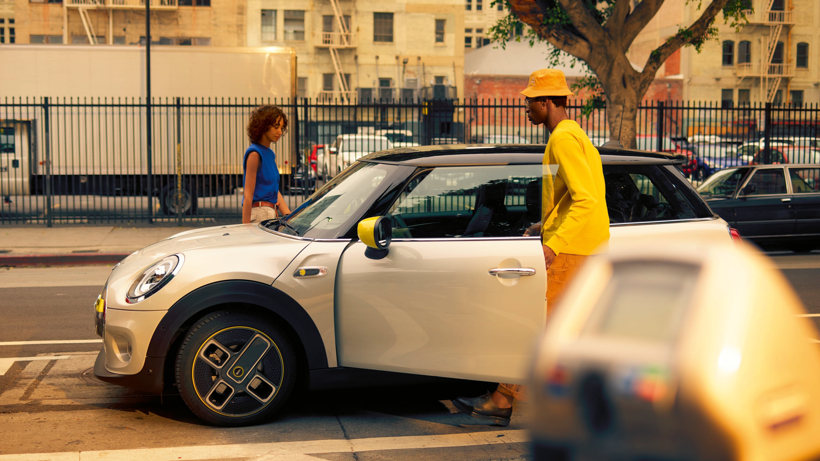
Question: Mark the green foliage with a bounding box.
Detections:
[571,75,606,117]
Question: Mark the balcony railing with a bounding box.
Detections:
[742,9,795,25]
[736,62,794,77]
[316,32,357,48]
[66,0,177,9]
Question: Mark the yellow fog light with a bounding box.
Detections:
[95,295,105,313]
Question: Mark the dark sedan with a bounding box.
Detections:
[698,164,820,252]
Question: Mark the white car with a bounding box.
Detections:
[323,134,393,179]
[93,144,733,426]
[374,129,420,148]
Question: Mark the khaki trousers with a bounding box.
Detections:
[496,253,588,402]
[250,206,278,223]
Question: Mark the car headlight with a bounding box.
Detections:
[126,254,184,304]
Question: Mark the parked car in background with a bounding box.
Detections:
[750,146,820,165]
[374,130,419,148]
[309,144,323,174]
[94,144,732,427]
[698,164,820,252]
[696,144,748,177]
[736,140,793,163]
[324,135,393,179]
[636,135,702,179]
[790,137,820,149]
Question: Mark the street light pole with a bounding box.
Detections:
[145,0,153,223]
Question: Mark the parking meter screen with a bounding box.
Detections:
[584,261,700,343]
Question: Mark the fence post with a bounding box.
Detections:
[176,97,182,226]
[763,102,772,157]
[656,101,665,152]
[42,97,52,228]
[146,96,153,224]
[302,97,309,200]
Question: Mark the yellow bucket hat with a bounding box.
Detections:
[520,69,574,98]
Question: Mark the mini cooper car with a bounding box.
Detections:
[93,144,733,426]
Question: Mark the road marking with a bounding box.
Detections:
[0,356,70,375]
[0,429,528,461]
[0,339,101,347]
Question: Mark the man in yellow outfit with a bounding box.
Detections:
[453,69,610,426]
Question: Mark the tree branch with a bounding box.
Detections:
[603,0,632,39]
[621,0,665,50]
[638,0,730,92]
[553,0,605,44]
[507,0,593,61]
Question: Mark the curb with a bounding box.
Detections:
[0,253,131,267]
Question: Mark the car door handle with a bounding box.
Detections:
[488,267,536,278]
[782,198,791,202]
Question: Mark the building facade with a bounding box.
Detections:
[630,0,819,106]
[463,0,504,52]
[245,0,465,101]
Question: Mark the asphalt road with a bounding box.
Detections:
[0,253,818,460]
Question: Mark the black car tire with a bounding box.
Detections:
[159,182,198,216]
[175,310,297,426]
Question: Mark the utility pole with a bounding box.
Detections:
[145,0,153,223]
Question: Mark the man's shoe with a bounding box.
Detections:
[452,392,512,427]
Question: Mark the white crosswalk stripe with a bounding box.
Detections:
[0,355,70,375]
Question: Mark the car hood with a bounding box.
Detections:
[107,223,312,311]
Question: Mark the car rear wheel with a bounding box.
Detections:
[175,311,297,426]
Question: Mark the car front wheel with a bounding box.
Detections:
[175,311,297,426]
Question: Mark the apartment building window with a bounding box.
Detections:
[476,0,483,10]
[435,19,445,43]
[323,74,335,92]
[30,34,61,44]
[261,10,276,42]
[72,35,105,44]
[178,0,210,5]
[284,10,305,41]
[497,0,503,10]
[771,0,784,10]
[193,37,210,46]
[114,36,125,44]
[721,89,733,108]
[373,13,393,43]
[791,90,804,107]
[0,27,4,44]
[297,77,307,98]
[796,42,809,68]
[738,89,750,106]
[323,15,334,33]
[738,40,751,64]
[1,20,15,44]
[722,40,734,66]
[465,28,472,47]
[465,0,471,11]
[30,0,62,3]
[773,90,783,106]
[772,41,784,64]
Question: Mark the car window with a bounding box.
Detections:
[697,168,748,196]
[387,165,541,238]
[790,168,820,194]
[605,165,699,223]
[742,169,787,195]
[754,148,786,164]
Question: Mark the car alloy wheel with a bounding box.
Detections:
[175,311,296,426]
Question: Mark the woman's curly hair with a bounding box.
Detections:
[247,105,289,143]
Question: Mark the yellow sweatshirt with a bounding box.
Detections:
[541,120,610,255]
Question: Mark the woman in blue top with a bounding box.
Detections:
[242,105,292,224]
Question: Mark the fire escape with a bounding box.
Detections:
[63,0,177,45]
[316,0,357,103]
[735,0,794,103]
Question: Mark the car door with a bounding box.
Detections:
[335,164,546,383]
[734,167,795,238]
[789,167,820,236]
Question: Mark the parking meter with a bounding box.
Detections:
[529,239,820,461]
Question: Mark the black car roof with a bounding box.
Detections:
[361,144,685,166]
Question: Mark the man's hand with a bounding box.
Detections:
[543,245,557,269]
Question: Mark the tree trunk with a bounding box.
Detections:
[605,98,639,150]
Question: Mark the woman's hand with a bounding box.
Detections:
[276,191,291,216]
[242,152,261,224]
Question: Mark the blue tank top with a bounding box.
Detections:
[242,143,280,204]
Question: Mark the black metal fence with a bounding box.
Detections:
[1,97,818,226]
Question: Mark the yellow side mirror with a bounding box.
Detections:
[357,216,392,259]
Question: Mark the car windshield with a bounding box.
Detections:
[273,162,393,238]
[697,168,748,196]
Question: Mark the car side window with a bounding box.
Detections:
[742,169,787,195]
[604,165,697,223]
[387,165,541,238]
[790,168,820,193]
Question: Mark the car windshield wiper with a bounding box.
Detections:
[276,217,300,236]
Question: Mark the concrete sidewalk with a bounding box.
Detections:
[0,226,201,266]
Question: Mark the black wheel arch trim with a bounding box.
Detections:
[148,280,328,369]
